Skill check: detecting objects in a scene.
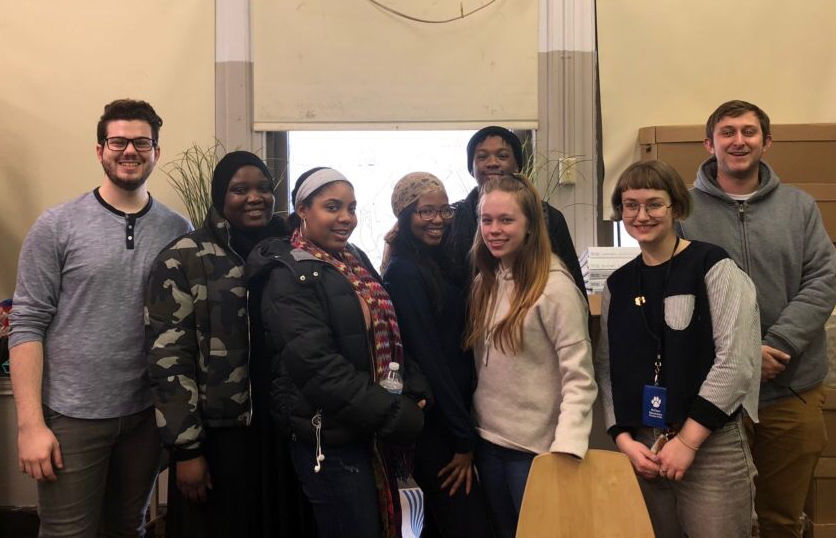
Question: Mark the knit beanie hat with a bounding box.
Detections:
[466,126,523,175]
[390,172,446,217]
[211,151,274,212]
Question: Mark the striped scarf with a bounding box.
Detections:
[291,229,404,377]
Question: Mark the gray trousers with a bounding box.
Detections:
[38,406,161,538]
[635,417,756,538]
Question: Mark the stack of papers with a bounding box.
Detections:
[580,247,640,294]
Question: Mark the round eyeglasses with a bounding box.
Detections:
[102,137,156,152]
[620,201,672,218]
[416,206,454,221]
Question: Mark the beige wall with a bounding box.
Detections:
[0,2,215,298]
[598,0,836,215]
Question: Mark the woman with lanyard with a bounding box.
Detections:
[247,167,430,538]
[595,160,761,538]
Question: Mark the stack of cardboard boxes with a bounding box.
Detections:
[806,387,836,537]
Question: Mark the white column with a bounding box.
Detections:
[216,0,262,152]
[538,0,609,252]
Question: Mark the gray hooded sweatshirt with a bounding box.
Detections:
[678,158,836,406]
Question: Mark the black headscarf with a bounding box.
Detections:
[211,150,286,258]
[211,150,275,213]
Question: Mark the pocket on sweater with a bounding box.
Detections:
[664,294,695,331]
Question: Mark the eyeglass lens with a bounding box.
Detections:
[105,137,155,151]
[418,207,453,220]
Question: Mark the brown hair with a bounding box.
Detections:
[705,100,771,140]
[96,99,163,143]
[610,160,691,221]
[464,173,552,355]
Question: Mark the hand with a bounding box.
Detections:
[176,456,213,503]
[615,433,659,480]
[18,423,63,482]
[417,399,427,409]
[761,345,790,382]
[438,452,474,496]
[656,436,696,481]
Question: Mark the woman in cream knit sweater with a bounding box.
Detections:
[464,173,597,538]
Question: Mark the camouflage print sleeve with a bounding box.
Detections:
[145,238,203,453]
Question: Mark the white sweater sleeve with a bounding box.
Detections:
[700,258,761,422]
[542,274,598,458]
[593,284,617,431]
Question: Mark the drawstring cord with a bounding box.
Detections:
[312,411,325,472]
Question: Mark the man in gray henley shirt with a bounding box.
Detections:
[9,99,192,536]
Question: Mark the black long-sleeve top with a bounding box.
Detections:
[383,252,478,454]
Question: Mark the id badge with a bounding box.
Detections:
[642,385,667,428]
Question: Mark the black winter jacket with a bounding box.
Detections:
[247,237,429,447]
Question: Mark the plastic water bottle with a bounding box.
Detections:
[379,362,403,394]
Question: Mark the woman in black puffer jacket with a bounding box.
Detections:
[247,167,430,538]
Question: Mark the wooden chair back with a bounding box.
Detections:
[516,449,654,538]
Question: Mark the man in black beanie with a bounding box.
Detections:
[447,126,585,294]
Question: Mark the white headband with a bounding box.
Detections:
[294,168,350,207]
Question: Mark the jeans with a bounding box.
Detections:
[745,384,829,538]
[38,406,161,538]
[289,439,381,538]
[474,438,535,538]
[635,417,756,538]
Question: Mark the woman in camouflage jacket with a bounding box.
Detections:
[145,151,288,537]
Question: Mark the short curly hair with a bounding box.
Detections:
[96,99,163,143]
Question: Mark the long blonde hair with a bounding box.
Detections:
[464,173,552,354]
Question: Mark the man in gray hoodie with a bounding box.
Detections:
[678,100,836,537]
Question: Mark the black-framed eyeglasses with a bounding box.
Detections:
[416,206,454,221]
[102,137,156,152]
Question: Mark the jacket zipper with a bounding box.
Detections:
[244,289,253,426]
[737,201,751,274]
[366,327,379,382]
[224,223,253,425]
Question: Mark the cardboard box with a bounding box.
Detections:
[637,123,836,246]
[638,123,836,184]
[806,457,836,524]
[824,388,836,458]
[810,522,836,538]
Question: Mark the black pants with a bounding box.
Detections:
[165,427,259,538]
[412,422,494,538]
[165,423,316,538]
